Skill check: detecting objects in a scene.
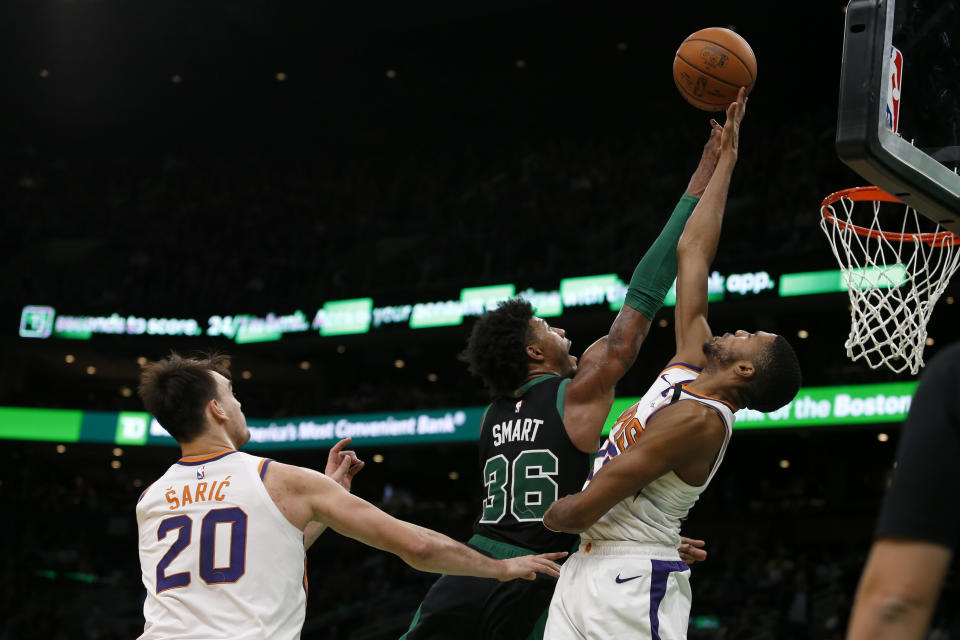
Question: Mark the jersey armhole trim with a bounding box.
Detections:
[556,378,571,419]
[137,483,154,503]
[258,458,273,481]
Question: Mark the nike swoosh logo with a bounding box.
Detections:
[615,573,642,584]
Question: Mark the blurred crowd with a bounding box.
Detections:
[2,99,842,318]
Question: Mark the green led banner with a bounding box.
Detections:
[0,406,486,450]
[0,381,920,449]
[20,267,904,343]
[779,266,907,297]
[0,407,84,442]
[602,381,919,434]
[317,299,373,336]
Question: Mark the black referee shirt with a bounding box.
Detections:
[876,342,960,549]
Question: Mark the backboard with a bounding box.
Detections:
[837,0,960,232]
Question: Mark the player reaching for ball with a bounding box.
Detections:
[134,352,566,640]
[541,89,802,639]
[399,118,730,640]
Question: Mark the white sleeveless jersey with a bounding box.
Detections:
[581,363,736,548]
[136,450,307,640]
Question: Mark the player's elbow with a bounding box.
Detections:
[850,590,932,639]
[676,235,707,260]
[397,530,437,569]
[607,334,640,364]
[867,591,927,624]
[543,505,589,534]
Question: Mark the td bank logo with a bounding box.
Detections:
[20,306,56,338]
[115,412,151,445]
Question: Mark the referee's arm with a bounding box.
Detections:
[847,538,951,640]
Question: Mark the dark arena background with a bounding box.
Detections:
[2,0,959,638]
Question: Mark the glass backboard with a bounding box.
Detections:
[837,0,960,232]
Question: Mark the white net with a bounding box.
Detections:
[820,188,960,374]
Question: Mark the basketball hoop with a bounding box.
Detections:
[820,186,960,374]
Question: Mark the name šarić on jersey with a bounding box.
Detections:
[491,418,544,447]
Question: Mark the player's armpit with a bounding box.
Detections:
[562,306,652,453]
[847,537,952,640]
[544,402,723,533]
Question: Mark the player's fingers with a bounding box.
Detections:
[337,455,353,473]
[533,559,562,578]
[681,545,707,559]
[347,460,365,477]
[680,537,706,548]
[330,437,352,454]
[539,551,568,561]
[724,100,737,127]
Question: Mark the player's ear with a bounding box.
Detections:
[734,361,755,380]
[526,342,545,362]
[208,398,228,423]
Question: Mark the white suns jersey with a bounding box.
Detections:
[581,363,736,548]
[136,450,307,640]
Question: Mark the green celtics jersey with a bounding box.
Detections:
[472,375,590,554]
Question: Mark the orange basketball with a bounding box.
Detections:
[673,27,757,111]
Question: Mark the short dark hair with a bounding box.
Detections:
[460,298,535,397]
[138,352,232,443]
[742,335,802,412]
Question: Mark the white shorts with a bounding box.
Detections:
[543,541,692,640]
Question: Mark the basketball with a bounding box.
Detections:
[673,27,757,111]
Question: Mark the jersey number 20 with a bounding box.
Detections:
[156,507,247,592]
[480,449,559,523]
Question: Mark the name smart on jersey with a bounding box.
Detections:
[491,418,545,447]
[164,475,232,510]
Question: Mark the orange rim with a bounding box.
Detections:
[821,186,960,247]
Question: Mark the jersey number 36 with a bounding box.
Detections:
[480,450,559,523]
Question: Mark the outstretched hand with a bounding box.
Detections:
[678,536,708,565]
[714,87,748,158]
[498,551,568,581]
[684,120,724,197]
[324,437,365,492]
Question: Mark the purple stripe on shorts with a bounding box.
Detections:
[649,560,689,640]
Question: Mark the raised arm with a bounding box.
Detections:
[673,89,747,367]
[561,127,722,452]
[266,461,566,580]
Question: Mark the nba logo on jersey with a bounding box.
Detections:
[197,465,205,480]
[515,400,523,413]
[885,46,903,134]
